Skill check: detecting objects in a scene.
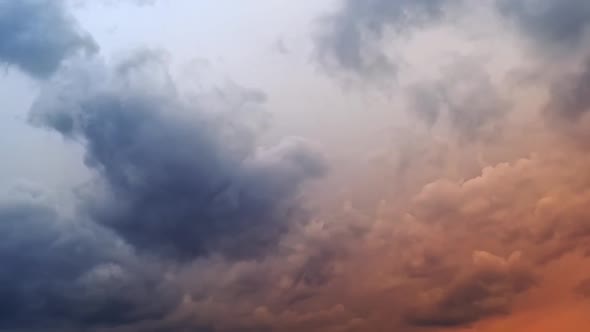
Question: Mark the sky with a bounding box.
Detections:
[2,0,590,331]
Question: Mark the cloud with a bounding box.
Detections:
[315,0,455,76]
[496,0,590,51]
[406,251,536,327]
[546,58,590,120]
[405,58,508,141]
[0,0,96,78]
[5,1,590,331]
[170,143,590,331]
[30,52,326,261]
[316,0,590,77]
[0,186,179,331]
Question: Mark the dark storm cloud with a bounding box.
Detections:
[316,0,453,76]
[0,190,179,331]
[496,0,590,50]
[0,0,96,78]
[30,52,326,261]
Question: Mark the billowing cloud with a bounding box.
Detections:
[161,1,590,330]
[0,186,179,331]
[30,52,326,261]
[5,0,590,331]
[406,251,535,327]
[166,140,590,331]
[0,0,96,78]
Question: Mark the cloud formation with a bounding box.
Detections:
[5,0,590,331]
[316,0,455,76]
[0,186,179,331]
[406,251,535,327]
[405,59,508,141]
[1,1,326,330]
[0,0,96,78]
[497,0,590,50]
[30,52,325,261]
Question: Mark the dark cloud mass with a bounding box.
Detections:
[0,0,96,78]
[0,189,179,330]
[30,53,325,260]
[1,0,326,330]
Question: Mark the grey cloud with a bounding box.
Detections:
[316,0,453,76]
[406,84,441,127]
[317,0,590,76]
[0,0,96,78]
[0,190,179,331]
[406,59,508,141]
[546,58,590,120]
[497,0,590,50]
[30,52,326,261]
[406,252,536,327]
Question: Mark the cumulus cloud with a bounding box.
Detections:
[406,251,535,327]
[30,52,325,261]
[0,187,179,331]
[6,0,590,331]
[169,143,590,331]
[2,1,328,329]
[0,0,96,78]
[164,0,590,330]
